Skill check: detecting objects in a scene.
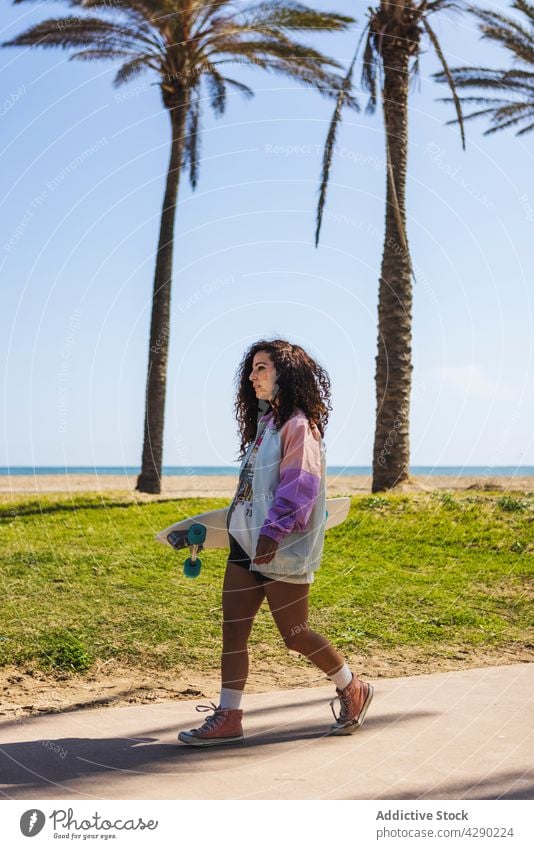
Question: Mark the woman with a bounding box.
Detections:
[178,339,373,746]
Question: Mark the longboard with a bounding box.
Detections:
[155,497,350,578]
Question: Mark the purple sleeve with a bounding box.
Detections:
[260,416,322,543]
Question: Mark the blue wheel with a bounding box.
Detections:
[184,557,202,579]
[188,523,206,546]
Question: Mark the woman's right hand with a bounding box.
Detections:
[253,534,279,565]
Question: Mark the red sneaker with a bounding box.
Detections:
[329,674,374,735]
[178,702,244,747]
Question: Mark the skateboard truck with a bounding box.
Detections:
[167,523,207,579]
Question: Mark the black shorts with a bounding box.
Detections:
[228,534,273,583]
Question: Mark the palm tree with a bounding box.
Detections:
[314,1,467,492]
[434,1,534,136]
[4,0,355,493]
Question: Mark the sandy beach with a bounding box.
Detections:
[1,473,533,497]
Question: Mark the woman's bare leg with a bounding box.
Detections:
[221,562,266,690]
[263,580,345,676]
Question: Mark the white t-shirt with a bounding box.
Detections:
[228,416,268,556]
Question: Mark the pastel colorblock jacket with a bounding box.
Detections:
[234,407,327,581]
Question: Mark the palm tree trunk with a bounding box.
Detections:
[136,98,188,494]
[372,41,413,492]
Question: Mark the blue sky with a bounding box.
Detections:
[1,0,533,468]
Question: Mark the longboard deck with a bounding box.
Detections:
[155,496,350,551]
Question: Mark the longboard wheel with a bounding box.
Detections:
[188,523,207,546]
[184,557,202,578]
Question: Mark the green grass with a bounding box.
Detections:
[0,491,532,675]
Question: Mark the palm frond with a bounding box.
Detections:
[69,48,132,61]
[484,109,534,135]
[53,0,165,18]
[493,100,533,119]
[515,0,534,22]
[204,65,227,114]
[423,17,465,148]
[113,53,158,86]
[423,0,466,12]
[234,1,354,32]
[3,13,161,56]
[470,1,534,37]
[409,52,421,93]
[205,32,343,72]
[218,76,255,99]
[3,16,122,49]
[442,99,534,135]
[361,21,379,114]
[12,0,165,7]
[517,118,534,134]
[435,66,534,89]
[468,1,534,64]
[429,0,534,135]
[260,58,353,102]
[192,3,235,45]
[438,95,514,106]
[184,87,201,189]
[205,38,350,102]
[315,44,360,247]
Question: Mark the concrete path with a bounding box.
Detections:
[0,664,532,800]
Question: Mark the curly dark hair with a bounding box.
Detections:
[234,338,332,458]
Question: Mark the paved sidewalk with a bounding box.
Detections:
[0,664,532,800]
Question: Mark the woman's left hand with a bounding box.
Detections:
[253,534,279,565]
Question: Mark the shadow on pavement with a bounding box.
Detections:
[370,770,533,800]
[0,709,434,794]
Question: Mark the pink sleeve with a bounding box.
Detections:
[260,415,322,543]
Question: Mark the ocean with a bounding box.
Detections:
[1,466,533,477]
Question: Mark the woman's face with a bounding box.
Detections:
[249,350,278,402]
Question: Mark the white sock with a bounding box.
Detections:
[330,663,353,691]
[219,687,243,710]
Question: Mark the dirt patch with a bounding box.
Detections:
[1,644,531,720]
